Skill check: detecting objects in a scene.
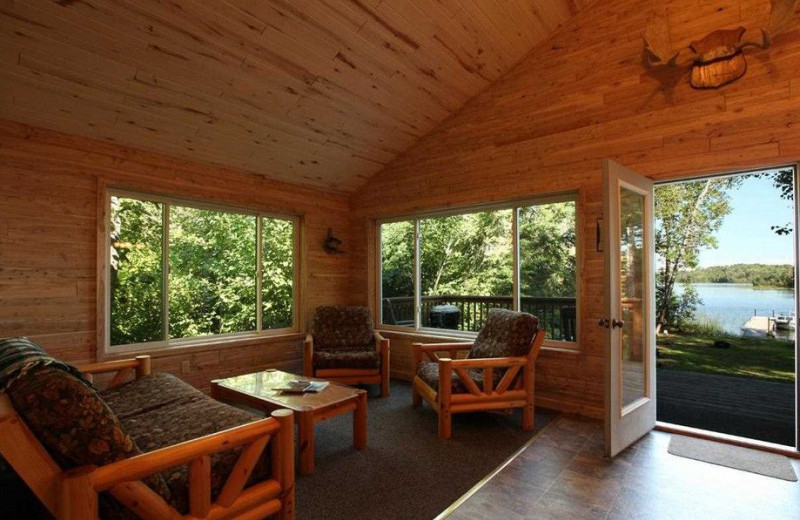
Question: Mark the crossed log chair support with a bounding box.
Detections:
[0,355,296,520]
[411,329,546,439]
[304,331,391,397]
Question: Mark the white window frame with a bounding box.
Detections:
[101,188,300,355]
[377,193,581,350]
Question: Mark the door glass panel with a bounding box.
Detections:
[620,187,646,407]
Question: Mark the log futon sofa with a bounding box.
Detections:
[0,337,295,520]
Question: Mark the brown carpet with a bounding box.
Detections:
[295,380,557,520]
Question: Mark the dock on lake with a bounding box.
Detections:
[742,315,773,337]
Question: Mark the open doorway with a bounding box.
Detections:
[655,166,798,447]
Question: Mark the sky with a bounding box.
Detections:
[690,169,795,268]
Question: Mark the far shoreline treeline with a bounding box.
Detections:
[676,263,794,288]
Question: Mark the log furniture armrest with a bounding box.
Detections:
[78,355,152,389]
[1,400,296,520]
[61,409,296,520]
[446,356,527,369]
[412,342,473,365]
[1,395,296,520]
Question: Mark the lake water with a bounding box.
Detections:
[675,283,795,337]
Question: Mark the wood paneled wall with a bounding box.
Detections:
[0,119,353,390]
[351,0,800,418]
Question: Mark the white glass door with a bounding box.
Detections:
[603,159,656,457]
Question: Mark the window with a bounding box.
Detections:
[379,196,578,345]
[108,190,297,350]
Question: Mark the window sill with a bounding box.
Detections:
[377,328,580,353]
[100,331,304,361]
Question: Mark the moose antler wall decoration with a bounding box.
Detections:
[644,0,798,88]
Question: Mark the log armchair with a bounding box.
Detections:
[412,308,545,439]
[304,305,390,397]
[0,337,295,520]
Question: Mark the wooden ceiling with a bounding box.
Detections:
[0,0,588,191]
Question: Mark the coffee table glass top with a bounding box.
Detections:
[212,369,363,411]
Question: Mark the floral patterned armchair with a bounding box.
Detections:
[304,306,390,397]
[412,308,545,438]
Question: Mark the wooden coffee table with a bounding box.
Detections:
[210,369,367,475]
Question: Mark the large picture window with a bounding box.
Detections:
[379,196,578,345]
[108,190,297,350]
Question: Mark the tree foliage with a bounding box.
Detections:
[110,197,294,346]
[380,202,577,300]
[654,178,738,331]
[677,263,794,288]
[759,168,795,236]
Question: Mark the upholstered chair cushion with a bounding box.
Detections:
[310,306,375,352]
[468,309,538,359]
[313,350,381,370]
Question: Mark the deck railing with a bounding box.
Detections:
[382,295,577,341]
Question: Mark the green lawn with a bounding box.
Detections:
[657,332,795,384]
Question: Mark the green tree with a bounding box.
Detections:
[110,198,164,345]
[420,210,512,297]
[655,178,737,331]
[110,197,296,345]
[519,201,576,298]
[760,168,794,236]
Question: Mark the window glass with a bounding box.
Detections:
[378,197,579,345]
[262,217,295,329]
[380,221,415,327]
[420,209,513,332]
[168,206,257,338]
[110,197,164,345]
[107,191,297,349]
[519,200,577,341]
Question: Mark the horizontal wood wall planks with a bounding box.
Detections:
[0,0,586,192]
[0,119,354,389]
[351,0,800,417]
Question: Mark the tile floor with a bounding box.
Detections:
[445,415,800,520]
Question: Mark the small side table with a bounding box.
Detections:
[211,369,367,475]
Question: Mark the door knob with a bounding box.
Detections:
[612,319,625,329]
[598,318,610,328]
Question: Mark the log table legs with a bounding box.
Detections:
[211,370,369,477]
[296,388,368,475]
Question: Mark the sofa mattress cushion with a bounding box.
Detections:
[100,372,206,420]
[102,373,270,515]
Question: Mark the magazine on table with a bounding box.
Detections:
[274,379,329,393]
